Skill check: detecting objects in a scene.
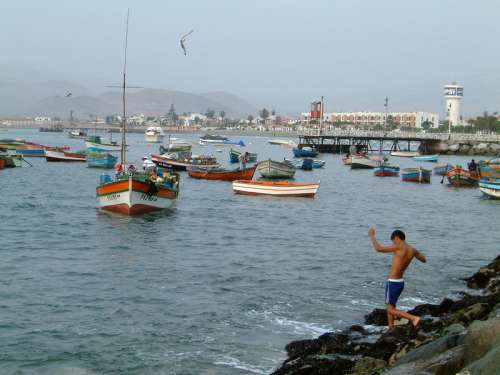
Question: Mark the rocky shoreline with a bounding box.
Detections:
[438,140,500,156]
[271,255,500,375]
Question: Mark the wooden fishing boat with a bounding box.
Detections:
[45,149,87,162]
[160,140,192,153]
[292,146,319,158]
[187,165,256,181]
[232,180,320,198]
[256,159,296,179]
[351,155,380,169]
[151,152,219,171]
[96,13,179,215]
[391,151,420,157]
[414,154,439,162]
[374,164,400,177]
[285,158,325,169]
[268,139,297,147]
[229,148,257,163]
[446,166,479,187]
[86,152,118,169]
[401,167,431,183]
[433,164,452,175]
[85,135,123,152]
[479,181,500,199]
[479,159,500,180]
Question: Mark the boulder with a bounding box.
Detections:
[463,317,500,365]
[459,144,470,153]
[271,354,354,375]
[394,333,464,365]
[438,142,449,153]
[449,303,491,325]
[351,356,386,375]
[408,298,454,317]
[365,325,416,361]
[476,143,489,152]
[364,308,388,326]
[461,342,500,375]
[448,144,460,152]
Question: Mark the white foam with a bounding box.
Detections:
[214,356,268,374]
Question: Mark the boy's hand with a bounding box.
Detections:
[368,227,375,239]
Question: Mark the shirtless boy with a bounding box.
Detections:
[368,228,427,330]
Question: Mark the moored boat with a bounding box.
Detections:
[160,140,192,153]
[45,149,87,162]
[85,135,123,152]
[479,181,500,199]
[284,158,325,169]
[351,155,380,169]
[232,180,320,198]
[69,130,88,139]
[187,165,256,181]
[268,139,297,147]
[293,146,319,158]
[86,152,118,169]
[229,149,257,163]
[256,159,296,179]
[401,167,431,183]
[414,154,439,162]
[433,164,452,175]
[374,164,400,177]
[391,151,420,157]
[151,152,219,171]
[446,166,479,187]
[145,126,165,143]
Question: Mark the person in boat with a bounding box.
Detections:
[239,152,249,169]
[368,228,427,330]
[468,159,477,172]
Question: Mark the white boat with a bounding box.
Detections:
[69,130,87,139]
[479,182,500,199]
[268,139,297,147]
[256,159,296,179]
[145,126,165,143]
[350,156,380,169]
[232,180,320,198]
[391,151,420,157]
[85,136,123,152]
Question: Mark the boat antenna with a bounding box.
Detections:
[121,9,129,166]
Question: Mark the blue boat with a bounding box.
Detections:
[433,164,452,175]
[374,164,400,177]
[229,149,257,163]
[15,149,45,157]
[413,154,439,162]
[293,147,319,158]
[86,152,118,169]
[402,167,431,183]
[479,181,500,199]
[285,158,325,169]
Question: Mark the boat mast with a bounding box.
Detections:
[319,96,324,136]
[121,9,129,166]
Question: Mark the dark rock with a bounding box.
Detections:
[364,308,388,326]
[408,298,454,317]
[351,356,386,375]
[394,333,464,365]
[285,339,322,360]
[448,303,491,326]
[464,255,500,289]
[271,354,354,375]
[463,342,500,375]
[365,325,416,361]
[463,317,500,365]
[348,324,367,335]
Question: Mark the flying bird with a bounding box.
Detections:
[65,92,72,97]
[180,29,194,56]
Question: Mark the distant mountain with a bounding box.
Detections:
[0,66,258,119]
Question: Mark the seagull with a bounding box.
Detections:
[65,92,72,97]
[180,29,194,56]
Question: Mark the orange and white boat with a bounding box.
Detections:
[232,180,320,198]
[95,15,179,215]
[45,149,86,162]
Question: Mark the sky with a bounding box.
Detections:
[1,0,500,117]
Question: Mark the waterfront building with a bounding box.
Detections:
[444,82,464,126]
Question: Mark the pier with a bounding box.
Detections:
[298,131,500,154]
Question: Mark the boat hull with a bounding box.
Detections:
[229,149,258,163]
[232,180,319,198]
[151,154,219,171]
[256,160,295,179]
[446,167,479,187]
[45,150,86,162]
[402,168,431,183]
[292,148,319,158]
[433,165,452,175]
[374,165,400,177]
[86,153,118,169]
[414,154,439,162]
[85,141,122,152]
[391,151,420,157]
[479,182,500,199]
[96,178,177,215]
[351,157,379,169]
[15,149,45,157]
[187,166,256,181]
[145,134,165,143]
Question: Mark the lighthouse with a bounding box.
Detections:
[443,83,463,127]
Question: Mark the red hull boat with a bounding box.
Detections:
[187,165,256,181]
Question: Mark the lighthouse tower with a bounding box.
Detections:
[443,83,463,126]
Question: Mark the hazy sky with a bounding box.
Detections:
[2,0,500,116]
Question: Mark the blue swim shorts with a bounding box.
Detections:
[385,279,405,306]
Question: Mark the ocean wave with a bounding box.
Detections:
[214,355,268,374]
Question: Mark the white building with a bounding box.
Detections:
[302,111,439,128]
[34,116,51,122]
[444,83,463,126]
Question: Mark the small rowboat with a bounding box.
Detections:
[414,154,439,162]
[479,181,500,199]
[160,141,192,153]
[292,146,319,158]
[232,180,320,198]
[433,164,452,175]
[45,149,87,162]
[151,153,219,171]
[351,156,380,169]
[374,164,400,177]
[86,152,118,169]
[391,151,420,157]
[85,136,124,152]
[268,139,297,147]
[285,158,325,169]
[446,166,479,187]
[402,167,431,183]
[229,149,258,163]
[187,165,256,181]
[256,159,295,179]
[69,130,88,139]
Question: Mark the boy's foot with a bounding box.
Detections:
[411,316,421,328]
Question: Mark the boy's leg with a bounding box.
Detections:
[386,305,395,329]
[387,304,421,327]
